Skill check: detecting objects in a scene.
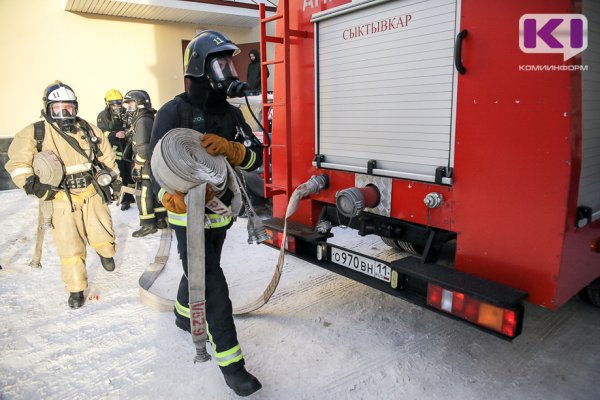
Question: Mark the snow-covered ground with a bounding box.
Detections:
[1,189,600,400]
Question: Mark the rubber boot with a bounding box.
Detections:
[99,255,115,272]
[223,367,262,397]
[132,225,158,237]
[120,201,131,211]
[68,291,85,309]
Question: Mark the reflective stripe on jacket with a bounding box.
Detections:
[167,210,232,229]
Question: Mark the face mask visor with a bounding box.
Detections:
[49,101,76,120]
[123,100,138,113]
[108,100,123,115]
[206,55,248,98]
[207,55,239,82]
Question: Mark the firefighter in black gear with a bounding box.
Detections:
[148,30,263,397]
[124,90,167,237]
[97,89,134,210]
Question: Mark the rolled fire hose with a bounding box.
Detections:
[148,128,327,361]
[29,151,64,268]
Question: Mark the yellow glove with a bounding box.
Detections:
[161,191,187,214]
[201,133,246,166]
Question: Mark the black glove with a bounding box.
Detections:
[110,179,123,201]
[23,175,57,200]
[131,167,141,182]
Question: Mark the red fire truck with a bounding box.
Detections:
[254,0,600,339]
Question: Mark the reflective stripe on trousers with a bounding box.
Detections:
[206,323,244,367]
[175,300,244,368]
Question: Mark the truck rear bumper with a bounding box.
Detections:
[263,217,527,339]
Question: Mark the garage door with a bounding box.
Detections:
[312,0,460,184]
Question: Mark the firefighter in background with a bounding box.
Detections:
[148,31,263,397]
[123,90,167,237]
[97,89,135,210]
[6,81,121,309]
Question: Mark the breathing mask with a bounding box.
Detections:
[205,54,249,98]
[49,101,77,133]
[108,100,123,119]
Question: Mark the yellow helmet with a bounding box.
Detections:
[104,89,123,106]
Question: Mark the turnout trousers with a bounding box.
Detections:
[51,187,116,293]
[113,140,135,203]
[171,223,245,374]
[136,178,166,226]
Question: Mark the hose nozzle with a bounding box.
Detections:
[194,347,211,363]
[247,211,270,244]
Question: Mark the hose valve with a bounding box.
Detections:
[297,174,329,198]
[335,185,380,218]
[424,192,444,208]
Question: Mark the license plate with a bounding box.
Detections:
[330,247,391,283]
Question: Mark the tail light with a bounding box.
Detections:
[264,228,297,253]
[427,283,521,338]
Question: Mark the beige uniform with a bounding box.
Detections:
[6,120,119,292]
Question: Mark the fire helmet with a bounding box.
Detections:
[123,90,152,112]
[104,89,123,106]
[42,81,78,119]
[183,30,240,78]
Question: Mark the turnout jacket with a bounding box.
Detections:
[96,108,125,148]
[131,111,155,169]
[6,120,118,192]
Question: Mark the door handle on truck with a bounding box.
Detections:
[455,30,468,74]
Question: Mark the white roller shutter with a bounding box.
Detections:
[312,0,460,184]
[580,0,600,220]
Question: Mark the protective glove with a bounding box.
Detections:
[161,191,187,214]
[201,133,247,166]
[205,185,215,202]
[161,186,215,214]
[131,167,142,182]
[23,175,57,200]
[110,179,123,201]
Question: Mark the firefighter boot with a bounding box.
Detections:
[68,291,85,309]
[223,367,262,397]
[132,225,158,237]
[120,201,131,211]
[99,255,116,272]
[156,218,168,229]
[175,317,190,333]
[174,309,191,333]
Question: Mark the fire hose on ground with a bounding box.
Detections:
[148,128,328,363]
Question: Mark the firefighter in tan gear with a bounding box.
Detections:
[6,81,122,309]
